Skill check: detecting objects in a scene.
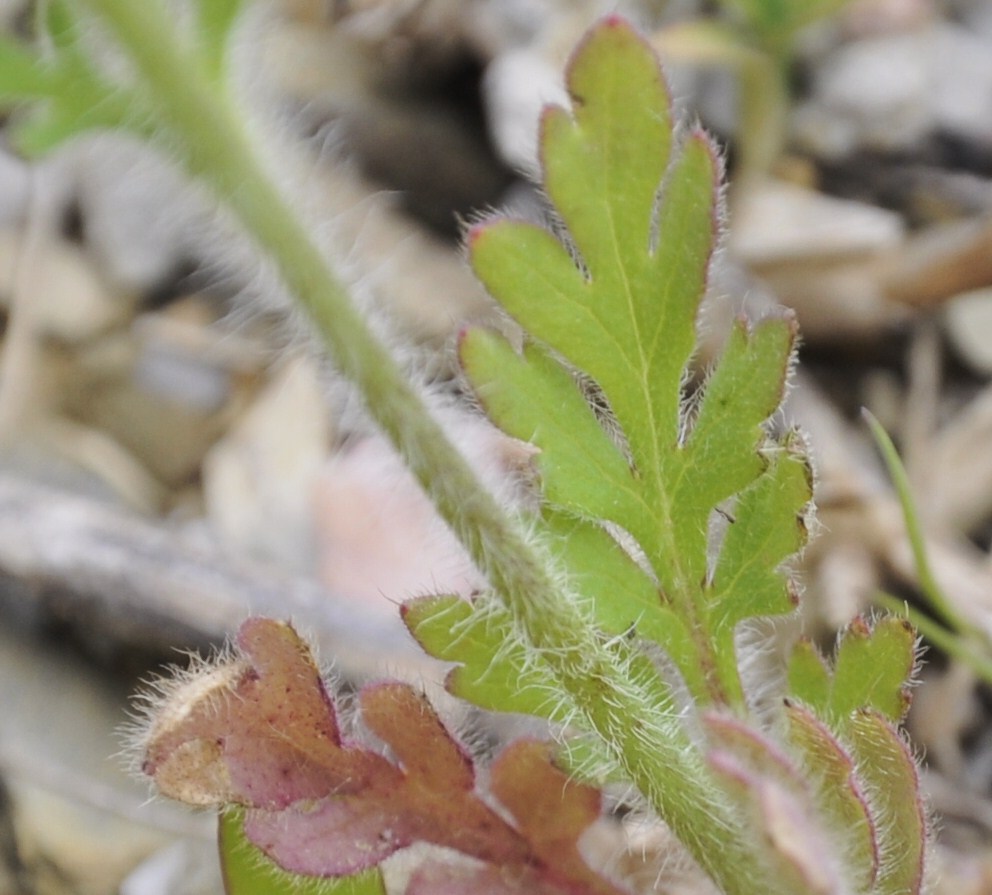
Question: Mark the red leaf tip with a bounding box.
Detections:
[601,13,628,28]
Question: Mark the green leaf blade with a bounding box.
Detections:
[784,704,879,892]
[0,38,57,101]
[848,711,928,895]
[709,432,812,629]
[540,511,660,635]
[830,616,916,723]
[677,315,798,518]
[465,16,803,709]
[402,594,558,720]
[459,329,639,524]
[786,615,916,727]
[541,18,672,283]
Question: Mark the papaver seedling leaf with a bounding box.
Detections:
[402,593,613,780]
[402,594,558,718]
[783,703,879,892]
[459,328,640,526]
[4,0,146,156]
[143,618,626,893]
[847,710,927,895]
[787,616,916,725]
[0,0,246,155]
[93,6,928,892]
[465,15,804,707]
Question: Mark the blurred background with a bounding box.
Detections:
[3,0,992,891]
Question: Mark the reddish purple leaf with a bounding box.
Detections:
[407,860,581,895]
[140,618,630,893]
[489,740,627,895]
[142,617,387,809]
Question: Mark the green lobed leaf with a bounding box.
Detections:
[401,593,620,783]
[708,430,810,626]
[673,315,798,534]
[459,329,640,526]
[787,616,916,726]
[466,17,803,707]
[784,703,879,893]
[847,710,927,895]
[0,1,152,155]
[219,809,385,895]
[402,594,557,718]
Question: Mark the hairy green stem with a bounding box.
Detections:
[76,1,782,890]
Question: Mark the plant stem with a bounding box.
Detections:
[77,2,778,890]
[863,410,985,641]
[735,49,789,188]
